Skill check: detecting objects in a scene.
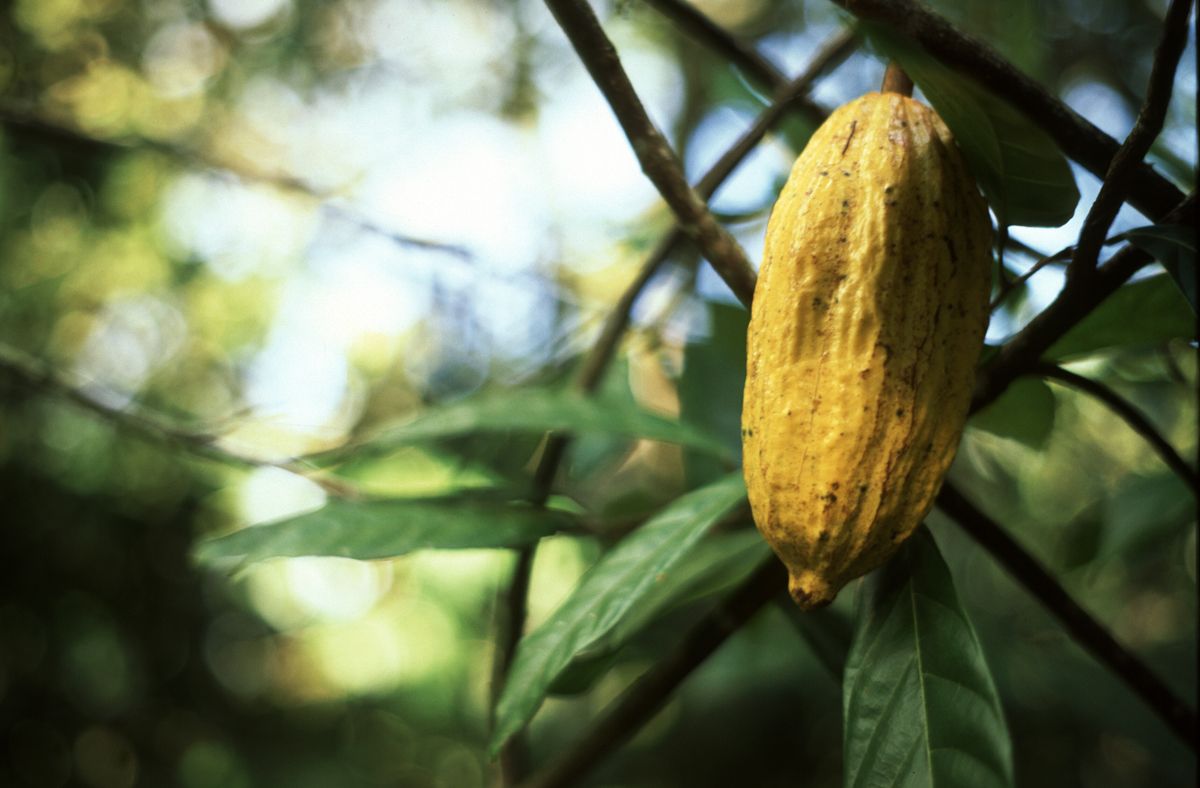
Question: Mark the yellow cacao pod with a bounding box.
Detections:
[742,91,992,609]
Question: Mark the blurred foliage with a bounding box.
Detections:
[0,0,1195,787]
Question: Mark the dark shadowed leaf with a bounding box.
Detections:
[862,24,1079,228]
[1115,224,1197,311]
[679,300,749,486]
[194,497,572,565]
[310,388,732,466]
[1100,472,1195,562]
[1048,275,1194,359]
[489,473,747,754]
[844,528,1014,788]
[969,377,1057,448]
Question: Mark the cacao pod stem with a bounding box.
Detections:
[880,62,913,96]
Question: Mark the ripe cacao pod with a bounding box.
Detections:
[742,91,992,609]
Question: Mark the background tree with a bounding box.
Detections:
[0,1,1195,787]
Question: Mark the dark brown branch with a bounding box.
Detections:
[519,559,788,788]
[1030,363,1199,492]
[544,0,757,306]
[936,481,1198,746]
[491,34,850,781]
[576,30,853,391]
[492,545,538,780]
[829,0,1186,219]
[1068,0,1193,278]
[974,192,1196,411]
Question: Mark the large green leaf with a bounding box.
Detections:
[862,24,1079,228]
[551,528,769,695]
[312,388,731,465]
[844,528,1014,788]
[489,473,748,754]
[194,497,571,565]
[1116,224,1197,311]
[969,377,1057,448]
[1048,275,1194,359]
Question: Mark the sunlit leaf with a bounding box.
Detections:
[969,377,1057,448]
[861,24,1079,228]
[844,528,1014,788]
[550,528,769,695]
[313,388,732,465]
[1048,275,1194,359]
[1115,224,1197,311]
[193,497,572,565]
[489,473,748,754]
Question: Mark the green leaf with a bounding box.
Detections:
[551,528,770,695]
[969,377,1057,448]
[679,300,749,486]
[778,603,854,681]
[844,528,1014,788]
[1048,275,1194,359]
[489,473,747,754]
[861,24,1079,228]
[1115,224,1197,311]
[1099,472,1195,562]
[193,497,570,565]
[313,388,731,466]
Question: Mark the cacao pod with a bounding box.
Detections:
[742,91,992,609]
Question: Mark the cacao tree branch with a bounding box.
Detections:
[936,481,1199,746]
[1029,363,1199,493]
[543,0,758,306]
[490,35,851,782]
[1068,0,1192,279]
[827,0,1187,219]
[518,559,789,788]
[576,29,853,390]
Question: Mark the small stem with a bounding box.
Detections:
[880,62,914,96]
[1029,363,1199,493]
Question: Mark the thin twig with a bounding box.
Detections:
[0,104,473,261]
[643,0,787,89]
[1030,363,1199,492]
[518,559,789,788]
[936,481,1198,746]
[990,245,1073,312]
[1068,0,1192,279]
[829,0,1186,218]
[490,31,851,782]
[0,343,356,497]
[543,0,757,305]
[974,192,1196,411]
